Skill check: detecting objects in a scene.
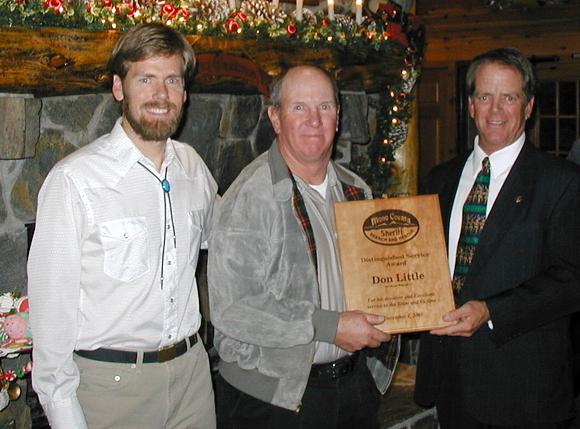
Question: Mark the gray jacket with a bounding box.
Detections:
[208,142,400,411]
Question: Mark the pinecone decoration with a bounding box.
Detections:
[389,122,408,149]
[240,0,286,22]
[401,74,417,94]
[334,13,357,33]
[190,0,231,22]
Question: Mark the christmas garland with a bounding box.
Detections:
[0,0,423,195]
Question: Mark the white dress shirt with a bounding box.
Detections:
[448,133,526,276]
[27,118,217,429]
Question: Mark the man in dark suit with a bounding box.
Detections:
[414,47,580,428]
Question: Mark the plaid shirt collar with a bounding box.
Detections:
[267,140,367,272]
[289,168,366,275]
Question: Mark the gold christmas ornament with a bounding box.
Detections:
[7,382,21,401]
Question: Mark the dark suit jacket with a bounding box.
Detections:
[414,143,580,425]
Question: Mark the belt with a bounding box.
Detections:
[309,353,359,380]
[74,334,197,364]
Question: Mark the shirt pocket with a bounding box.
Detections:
[99,217,150,282]
[187,209,204,263]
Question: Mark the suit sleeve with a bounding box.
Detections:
[486,170,580,346]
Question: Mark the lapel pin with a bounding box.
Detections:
[515,196,524,204]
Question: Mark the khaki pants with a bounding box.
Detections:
[75,339,216,429]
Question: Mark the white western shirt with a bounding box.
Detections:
[28,118,217,429]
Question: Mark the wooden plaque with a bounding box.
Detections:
[334,195,456,334]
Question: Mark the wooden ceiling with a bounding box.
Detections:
[415,0,580,66]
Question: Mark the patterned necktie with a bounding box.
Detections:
[452,157,490,292]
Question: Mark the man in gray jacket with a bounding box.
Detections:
[208,65,399,429]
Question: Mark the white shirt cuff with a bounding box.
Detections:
[44,396,88,429]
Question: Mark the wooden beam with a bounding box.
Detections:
[0,26,407,96]
[0,96,41,159]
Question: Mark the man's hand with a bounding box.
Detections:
[335,310,392,352]
[430,300,490,337]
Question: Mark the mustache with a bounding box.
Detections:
[142,101,178,111]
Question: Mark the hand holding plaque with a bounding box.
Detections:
[334,195,456,334]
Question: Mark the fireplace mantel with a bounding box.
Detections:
[0,25,411,97]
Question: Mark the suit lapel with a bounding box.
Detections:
[468,144,536,277]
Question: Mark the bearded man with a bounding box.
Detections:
[28,23,217,429]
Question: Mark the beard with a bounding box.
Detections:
[122,99,183,142]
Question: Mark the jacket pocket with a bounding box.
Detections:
[99,217,150,282]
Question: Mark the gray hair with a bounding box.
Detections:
[466,47,537,101]
[268,66,340,108]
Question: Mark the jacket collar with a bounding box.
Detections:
[267,140,363,201]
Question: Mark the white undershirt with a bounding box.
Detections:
[309,175,329,198]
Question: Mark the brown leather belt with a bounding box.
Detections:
[309,353,359,380]
[74,334,197,364]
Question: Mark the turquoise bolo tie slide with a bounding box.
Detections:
[161,179,171,193]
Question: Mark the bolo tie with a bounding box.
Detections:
[137,161,176,289]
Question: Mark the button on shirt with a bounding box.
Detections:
[28,118,217,429]
[448,133,526,275]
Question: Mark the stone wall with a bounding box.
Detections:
[0,90,375,296]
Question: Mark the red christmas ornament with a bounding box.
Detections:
[103,0,112,7]
[287,24,297,35]
[162,3,176,16]
[44,0,63,12]
[322,18,330,27]
[227,18,240,33]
